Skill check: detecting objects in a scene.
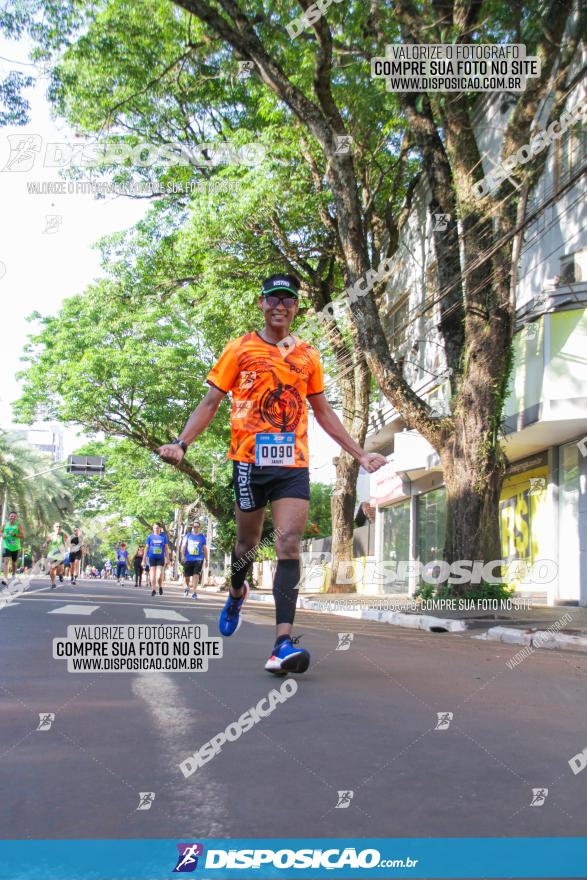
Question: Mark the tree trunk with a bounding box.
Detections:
[329,453,360,593]
[328,342,370,592]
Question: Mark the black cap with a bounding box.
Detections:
[261,274,300,297]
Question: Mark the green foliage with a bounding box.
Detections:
[304,482,333,540]
[0,431,73,556]
[415,580,515,601]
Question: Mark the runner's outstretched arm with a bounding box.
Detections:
[157,387,226,464]
[309,392,387,473]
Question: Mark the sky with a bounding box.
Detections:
[0,34,339,480]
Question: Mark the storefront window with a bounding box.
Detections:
[382,499,410,592]
[416,487,446,564]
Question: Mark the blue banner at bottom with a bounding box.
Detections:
[0,837,585,879]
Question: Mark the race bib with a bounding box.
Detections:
[187,539,201,556]
[151,544,163,555]
[255,433,295,467]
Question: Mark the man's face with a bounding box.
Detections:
[9,513,16,524]
[153,525,161,534]
[259,293,298,332]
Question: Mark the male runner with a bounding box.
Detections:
[159,273,386,674]
[104,559,113,579]
[68,527,83,585]
[116,542,129,583]
[144,523,169,596]
[2,511,24,585]
[43,522,68,589]
[181,520,208,598]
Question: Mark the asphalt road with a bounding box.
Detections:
[1,577,586,844]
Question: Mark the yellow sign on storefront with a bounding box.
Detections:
[499,465,548,587]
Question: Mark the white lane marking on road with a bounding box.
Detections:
[143,608,190,621]
[242,611,273,626]
[132,672,229,830]
[47,604,100,615]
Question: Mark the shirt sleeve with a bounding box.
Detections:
[307,349,325,397]
[207,340,240,393]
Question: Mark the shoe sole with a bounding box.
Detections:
[266,650,310,675]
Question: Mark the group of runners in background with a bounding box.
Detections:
[1,515,208,597]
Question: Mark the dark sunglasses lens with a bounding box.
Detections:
[266,295,295,308]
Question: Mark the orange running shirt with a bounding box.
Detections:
[206,331,324,466]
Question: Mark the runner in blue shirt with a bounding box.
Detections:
[181,520,208,599]
[116,543,129,583]
[144,523,169,596]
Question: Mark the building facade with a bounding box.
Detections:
[363,72,587,605]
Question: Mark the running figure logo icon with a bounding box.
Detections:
[37,713,55,731]
[260,384,303,431]
[335,790,354,809]
[173,843,204,872]
[336,632,354,651]
[2,133,42,171]
[136,792,155,810]
[530,788,548,807]
[435,712,453,731]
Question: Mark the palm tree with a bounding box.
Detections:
[0,431,73,558]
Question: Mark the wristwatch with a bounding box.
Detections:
[172,439,188,453]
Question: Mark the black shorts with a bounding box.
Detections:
[232,461,310,512]
[3,549,18,561]
[183,560,203,577]
[148,557,165,568]
[70,551,82,562]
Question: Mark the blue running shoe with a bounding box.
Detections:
[219,582,249,636]
[265,636,310,675]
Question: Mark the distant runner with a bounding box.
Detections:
[132,544,145,587]
[116,543,129,584]
[144,523,169,597]
[104,559,112,579]
[68,527,83,585]
[43,522,68,589]
[181,520,208,599]
[158,273,386,675]
[2,511,24,585]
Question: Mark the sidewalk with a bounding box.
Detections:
[244,587,587,652]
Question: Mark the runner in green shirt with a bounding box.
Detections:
[43,522,68,589]
[2,511,24,585]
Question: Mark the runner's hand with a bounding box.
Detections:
[358,452,388,473]
[158,443,185,464]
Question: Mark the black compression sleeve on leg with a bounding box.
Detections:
[273,559,301,626]
[230,550,252,592]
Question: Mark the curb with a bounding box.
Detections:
[479,625,587,653]
[247,592,467,633]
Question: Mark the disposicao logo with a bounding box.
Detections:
[173,843,204,872]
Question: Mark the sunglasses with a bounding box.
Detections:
[263,294,297,309]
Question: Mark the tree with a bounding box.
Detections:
[8,0,401,590]
[163,0,581,588]
[303,481,332,540]
[0,7,34,126]
[0,431,73,558]
[11,0,581,590]
[14,281,235,521]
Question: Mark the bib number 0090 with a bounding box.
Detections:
[261,445,293,461]
[255,433,295,467]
